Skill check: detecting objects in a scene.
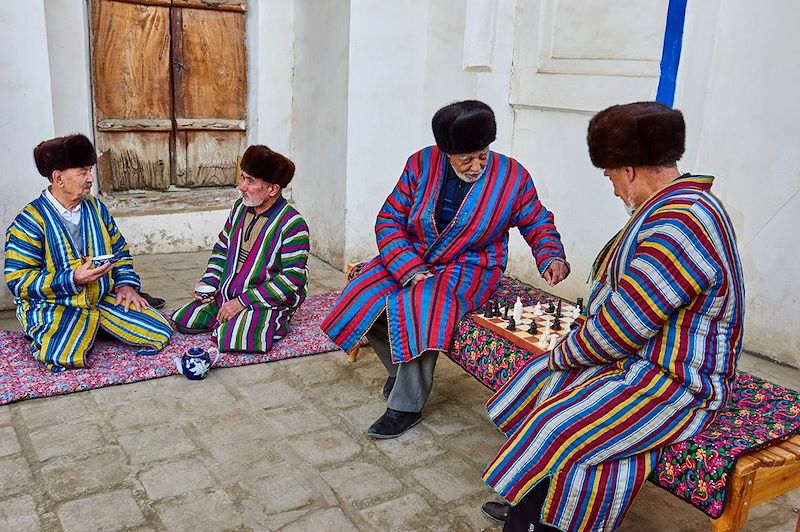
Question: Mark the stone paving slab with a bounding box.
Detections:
[0,251,798,531]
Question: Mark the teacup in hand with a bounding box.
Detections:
[194,284,217,300]
[92,254,115,268]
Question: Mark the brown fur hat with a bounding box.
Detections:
[432,100,497,154]
[587,101,685,168]
[240,145,295,188]
[33,134,97,179]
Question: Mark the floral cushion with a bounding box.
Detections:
[449,276,800,519]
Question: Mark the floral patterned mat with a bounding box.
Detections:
[449,277,800,519]
[0,292,342,405]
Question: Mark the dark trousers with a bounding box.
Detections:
[504,480,560,532]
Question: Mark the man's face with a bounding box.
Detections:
[239,172,279,208]
[604,167,636,210]
[448,147,490,182]
[54,166,94,203]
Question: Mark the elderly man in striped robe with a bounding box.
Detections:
[172,145,309,353]
[4,134,173,372]
[322,100,570,438]
[480,102,746,532]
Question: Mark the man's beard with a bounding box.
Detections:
[80,188,92,200]
[241,195,262,208]
[622,192,637,216]
[453,165,486,183]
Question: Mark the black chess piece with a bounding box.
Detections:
[484,300,494,318]
[494,300,501,317]
[546,300,555,314]
[576,297,584,314]
[527,320,538,334]
[556,300,562,319]
[552,316,562,331]
[503,301,510,320]
[506,316,516,331]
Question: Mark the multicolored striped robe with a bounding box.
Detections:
[321,146,567,363]
[4,192,173,371]
[172,197,309,352]
[483,175,745,531]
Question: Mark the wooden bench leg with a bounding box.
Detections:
[346,347,360,363]
[711,469,756,532]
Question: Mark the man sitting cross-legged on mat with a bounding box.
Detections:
[479,102,746,531]
[172,145,309,353]
[4,134,173,373]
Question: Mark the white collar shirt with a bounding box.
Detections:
[44,187,82,225]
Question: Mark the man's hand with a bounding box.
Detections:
[543,260,570,286]
[410,272,435,286]
[217,299,245,323]
[73,257,113,286]
[114,285,148,312]
[194,282,216,303]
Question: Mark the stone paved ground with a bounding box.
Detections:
[0,251,798,531]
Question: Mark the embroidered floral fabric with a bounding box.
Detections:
[449,277,800,518]
[0,292,342,405]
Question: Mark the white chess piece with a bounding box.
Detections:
[533,301,543,316]
[538,318,551,347]
[548,333,561,350]
[513,296,523,323]
[571,306,580,319]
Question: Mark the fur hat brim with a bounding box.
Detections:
[587,101,685,168]
[240,145,295,188]
[34,134,97,179]
[432,100,497,154]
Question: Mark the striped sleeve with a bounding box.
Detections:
[200,208,235,288]
[550,206,721,370]
[97,201,140,290]
[238,213,309,308]
[4,210,80,299]
[375,155,429,285]
[512,171,568,275]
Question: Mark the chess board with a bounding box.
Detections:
[472,301,579,355]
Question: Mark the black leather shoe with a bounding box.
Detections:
[382,376,396,400]
[175,323,209,335]
[481,501,509,523]
[367,408,422,439]
[139,291,166,309]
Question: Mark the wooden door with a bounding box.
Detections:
[90,0,247,192]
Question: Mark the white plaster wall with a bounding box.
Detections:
[43,0,93,137]
[114,210,230,256]
[0,1,57,309]
[289,0,351,269]
[677,0,800,367]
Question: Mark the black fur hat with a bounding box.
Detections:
[587,101,685,168]
[240,145,295,188]
[33,134,97,179]
[432,100,497,154]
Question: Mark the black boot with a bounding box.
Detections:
[481,501,510,523]
[367,408,422,439]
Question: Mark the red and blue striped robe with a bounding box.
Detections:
[483,175,745,531]
[172,198,309,352]
[321,146,567,363]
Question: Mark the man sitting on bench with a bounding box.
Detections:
[480,102,746,531]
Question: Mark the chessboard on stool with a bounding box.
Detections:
[472,297,585,356]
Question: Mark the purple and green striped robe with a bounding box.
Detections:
[172,197,309,352]
[483,175,745,531]
[321,146,567,363]
[4,192,172,371]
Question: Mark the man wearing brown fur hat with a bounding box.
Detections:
[4,134,173,372]
[172,145,309,353]
[322,100,570,438]
[480,102,745,531]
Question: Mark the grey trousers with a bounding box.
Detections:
[365,312,438,413]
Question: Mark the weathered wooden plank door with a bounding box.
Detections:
[90,0,247,192]
[172,1,247,187]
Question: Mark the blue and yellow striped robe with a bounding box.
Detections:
[483,175,745,531]
[4,192,173,371]
[172,197,309,352]
[321,146,567,363]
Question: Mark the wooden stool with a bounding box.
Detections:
[711,434,800,531]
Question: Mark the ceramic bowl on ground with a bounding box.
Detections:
[92,254,115,268]
[195,285,217,299]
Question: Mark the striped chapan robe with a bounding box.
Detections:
[483,175,745,531]
[321,146,567,363]
[4,192,173,372]
[172,197,309,352]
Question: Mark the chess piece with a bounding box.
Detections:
[484,300,494,318]
[513,296,523,323]
[527,320,538,334]
[548,333,561,350]
[576,297,584,314]
[556,300,562,318]
[494,300,501,317]
[571,305,581,319]
[533,301,543,316]
[546,300,555,314]
[552,316,562,331]
[503,301,510,320]
[506,316,516,331]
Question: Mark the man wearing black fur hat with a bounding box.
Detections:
[480,101,745,531]
[172,145,309,353]
[322,100,570,438]
[4,134,173,372]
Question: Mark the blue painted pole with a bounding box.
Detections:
[656,0,688,107]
